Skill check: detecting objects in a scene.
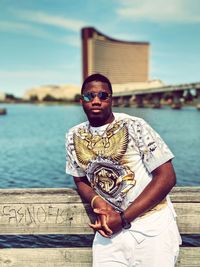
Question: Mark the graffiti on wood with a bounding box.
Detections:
[0,204,86,226]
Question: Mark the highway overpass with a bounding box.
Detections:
[112,82,200,109]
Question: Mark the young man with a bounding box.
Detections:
[66,73,181,267]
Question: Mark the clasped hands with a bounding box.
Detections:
[89,204,122,238]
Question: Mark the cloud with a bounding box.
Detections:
[61,35,81,47]
[0,20,81,47]
[13,9,87,31]
[111,32,146,42]
[0,62,81,81]
[0,21,54,37]
[0,21,30,32]
[0,69,62,79]
[3,8,88,46]
[116,0,200,23]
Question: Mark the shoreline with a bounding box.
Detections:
[0,100,199,109]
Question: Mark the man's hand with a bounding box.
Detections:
[73,177,122,237]
[89,208,122,237]
[89,213,112,238]
[89,197,114,237]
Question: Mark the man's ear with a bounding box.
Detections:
[80,98,83,104]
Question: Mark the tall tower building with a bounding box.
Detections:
[81,27,149,84]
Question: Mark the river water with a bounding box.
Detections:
[0,103,199,187]
[0,103,199,247]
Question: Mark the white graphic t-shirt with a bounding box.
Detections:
[66,113,178,240]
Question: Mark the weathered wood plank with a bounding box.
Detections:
[176,248,200,267]
[0,203,95,234]
[0,188,198,267]
[174,203,200,234]
[0,248,198,267]
[0,187,199,204]
[170,187,200,203]
[0,187,199,235]
[0,202,199,234]
[0,248,92,267]
[0,188,80,204]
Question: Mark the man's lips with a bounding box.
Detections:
[90,108,102,113]
[90,108,102,111]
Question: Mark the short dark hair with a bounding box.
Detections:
[81,73,113,94]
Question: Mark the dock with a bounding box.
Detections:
[0,187,199,266]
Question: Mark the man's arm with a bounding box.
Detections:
[95,160,176,234]
[124,160,176,222]
[73,176,114,236]
[73,176,96,203]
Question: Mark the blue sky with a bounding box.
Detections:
[0,0,200,96]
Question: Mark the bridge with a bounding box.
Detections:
[0,187,199,266]
[112,82,200,109]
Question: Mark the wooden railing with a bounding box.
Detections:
[0,187,199,267]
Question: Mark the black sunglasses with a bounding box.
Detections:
[81,91,112,102]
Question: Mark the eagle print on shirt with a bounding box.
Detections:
[73,120,136,210]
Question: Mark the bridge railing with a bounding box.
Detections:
[0,187,199,267]
[112,82,200,109]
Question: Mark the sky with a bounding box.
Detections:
[0,0,200,97]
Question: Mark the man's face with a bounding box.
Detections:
[80,80,113,126]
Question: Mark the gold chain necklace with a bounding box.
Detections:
[87,121,115,149]
[86,119,124,151]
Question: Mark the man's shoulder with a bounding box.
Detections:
[67,121,88,135]
[115,112,146,125]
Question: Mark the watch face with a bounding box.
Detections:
[123,222,131,229]
[120,212,131,229]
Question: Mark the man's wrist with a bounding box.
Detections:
[120,211,131,229]
[90,195,114,210]
[91,195,100,209]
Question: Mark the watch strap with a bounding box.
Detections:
[120,211,131,229]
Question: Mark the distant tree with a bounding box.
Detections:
[5,93,16,100]
[30,95,39,102]
[43,94,56,101]
[74,94,81,102]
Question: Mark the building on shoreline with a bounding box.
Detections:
[0,91,6,101]
[23,84,80,101]
[23,26,163,101]
[81,27,149,84]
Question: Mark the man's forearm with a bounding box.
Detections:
[74,176,97,204]
[124,161,176,223]
[74,176,115,237]
[74,176,112,209]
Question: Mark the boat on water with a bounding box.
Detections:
[0,108,7,115]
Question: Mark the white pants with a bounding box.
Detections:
[92,219,181,267]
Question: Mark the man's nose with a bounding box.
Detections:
[92,95,101,105]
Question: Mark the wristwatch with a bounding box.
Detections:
[120,211,131,229]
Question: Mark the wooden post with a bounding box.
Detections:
[123,96,131,107]
[196,88,200,110]
[151,92,163,108]
[172,90,183,109]
[135,94,144,108]
[112,97,119,107]
[117,96,124,106]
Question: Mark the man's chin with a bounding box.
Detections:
[90,110,102,115]
[88,113,103,120]
[88,113,105,125]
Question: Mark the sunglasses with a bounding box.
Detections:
[81,91,112,102]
